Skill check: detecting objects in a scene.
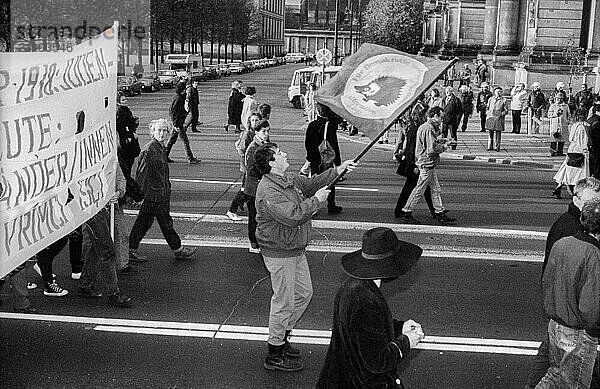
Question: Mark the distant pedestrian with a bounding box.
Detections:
[225,80,244,133]
[476,59,488,85]
[185,77,201,133]
[444,64,456,87]
[442,86,462,149]
[254,142,357,372]
[316,227,424,388]
[459,84,474,132]
[428,88,443,108]
[398,106,456,225]
[552,110,590,199]
[304,82,317,122]
[485,86,508,152]
[575,83,594,114]
[240,86,258,131]
[526,177,600,388]
[536,198,600,388]
[459,64,472,86]
[116,91,140,179]
[476,82,493,132]
[528,82,547,134]
[510,83,528,134]
[548,91,571,156]
[549,82,567,105]
[129,119,197,261]
[587,103,600,179]
[166,81,200,164]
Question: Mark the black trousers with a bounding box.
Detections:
[247,196,258,245]
[395,168,435,217]
[129,200,181,251]
[479,111,487,132]
[512,110,522,133]
[36,226,83,283]
[166,125,194,160]
[460,112,470,131]
[591,152,600,180]
[229,189,249,213]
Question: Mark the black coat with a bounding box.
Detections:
[228,89,244,125]
[170,93,187,128]
[317,278,411,389]
[305,117,341,173]
[542,202,582,275]
[443,94,463,126]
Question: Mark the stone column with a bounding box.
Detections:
[482,0,499,52]
[495,0,520,53]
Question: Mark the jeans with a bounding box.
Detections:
[402,167,444,214]
[263,253,313,346]
[81,208,119,296]
[512,110,522,133]
[129,200,182,251]
[166,125,194,160]
[488,130,502,151]
[310,162,336,209]
[113,204,129,270]
[536,319,597,388]
[395,167,435,216]
[229,189,249,214]
[443,122,458,145]
[36,226,82,283]
[247,196,258,245]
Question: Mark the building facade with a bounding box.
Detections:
[257,0,286,57]
[421,0,599,90]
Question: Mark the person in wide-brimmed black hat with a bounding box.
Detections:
[317,227,424,388]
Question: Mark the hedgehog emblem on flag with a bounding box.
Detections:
[354,76,406,107]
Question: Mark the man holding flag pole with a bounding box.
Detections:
[313,43,458,199]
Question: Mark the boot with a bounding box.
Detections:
[264,344,303,372]
[552,186,562,199]
[550,142,557,156]
[556,142,565,156]
[283,330,301,358]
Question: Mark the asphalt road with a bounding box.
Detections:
[1,63,568,388]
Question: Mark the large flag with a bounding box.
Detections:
[314,43,455,139]
[0,24,119,278]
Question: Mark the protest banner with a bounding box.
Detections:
[0,23,119,278]
[314,43,457,186]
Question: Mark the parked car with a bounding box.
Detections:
[285,52,306,63]
[157,69,180,88]
[243,60,255,72]
[217,63,231,77]
[117,75,143,96]
[229,62,246,74]
[204,65,220,79]
[139,72,161,92]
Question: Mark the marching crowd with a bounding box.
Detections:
[5,62,600,386]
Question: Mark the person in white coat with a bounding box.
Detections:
[510,83,528,134]
[240,86,258,131]
[552,109,590,199]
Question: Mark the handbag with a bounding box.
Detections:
[318,122,336,170]
[566,152,585,168]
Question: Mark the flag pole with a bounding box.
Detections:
[327,57,459,189]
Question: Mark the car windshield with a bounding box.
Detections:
[118,76,134,84]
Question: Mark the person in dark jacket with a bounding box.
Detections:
[526,177,600,388]
[305,103,343,214]
[254,142,357,372]
[225,80,244,133]
[575,83,594,114]
[587,104,600,179]
[166,81,200,164]
[528,82,547,135]
[442,86,463,149]
[116,91,140,180]
[185,77,201,133]
[317,227,424,388]
[537,198,600,388]
[476,82,493,132]
[459,84,474,132]
[129,119,197,260]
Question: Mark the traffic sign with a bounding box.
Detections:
[315,48,333,65]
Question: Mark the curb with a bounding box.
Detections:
[445,153,558,169]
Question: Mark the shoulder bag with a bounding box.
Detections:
[318,122,336,170]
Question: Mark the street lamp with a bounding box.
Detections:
[334,0,339,65]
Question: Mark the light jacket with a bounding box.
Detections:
[255,168,338,257]
[510,87,528,110]
[485,96,508,132]
[415,120,446,169]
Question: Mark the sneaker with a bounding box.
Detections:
[433,213,456,225]
[249,243,261,254]
[328,205,343,215]
[71,272,81,280]
[167,157,175,163]
[43,282,68,297]
[27,282,37,290]
[174,246,196,259]
[226,211,242,221]
[264,353,303,372]
[398,213,420,224]
[188,157,201,164]
[107,292,132,308]
[78,286,103,299]
[129,249,148,262]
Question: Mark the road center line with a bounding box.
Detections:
[1,313,541,355]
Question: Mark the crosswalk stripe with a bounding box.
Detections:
[170,178,379,192]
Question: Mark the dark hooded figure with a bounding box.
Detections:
[317,227,424,388]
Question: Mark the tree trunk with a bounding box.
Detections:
[137,39,143,69]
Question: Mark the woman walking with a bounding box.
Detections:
[552,109,589,199]
[548,91,571,157]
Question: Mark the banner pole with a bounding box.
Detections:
[327,57,459,189]
[110,203,115,241]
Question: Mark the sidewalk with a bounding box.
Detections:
[345,121,565,170]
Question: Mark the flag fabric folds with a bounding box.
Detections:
[314,43,454,140]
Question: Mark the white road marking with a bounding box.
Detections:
[122,210,548,240]
[0,312,543,355]
[171,178,379,192]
